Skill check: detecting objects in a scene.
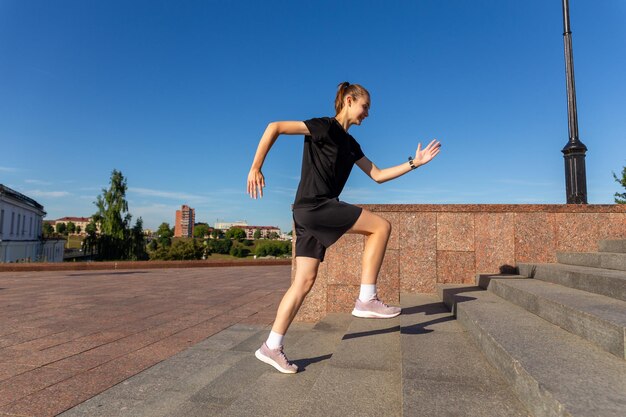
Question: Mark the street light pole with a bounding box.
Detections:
[561,0,588,204]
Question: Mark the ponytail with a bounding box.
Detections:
[334,82,369,115]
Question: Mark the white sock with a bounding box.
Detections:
[359,284,377,302]
[266,331,284,349]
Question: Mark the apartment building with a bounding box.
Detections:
[174,205,195,238]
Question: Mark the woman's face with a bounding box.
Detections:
[349,95,370,125]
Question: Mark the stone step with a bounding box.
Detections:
[437,275,529,313]
[475,273,527,289]
[452,289,626,417]
[296,311,402,416]
[437,283,480,314]
[518,262,626,301]
[219,313,353,417]
[557,251,626,272]
[484,276,626,360]
[400,293,529,417]
[57,323,276,417]
[599,239,626,253]
[58,322,314,417]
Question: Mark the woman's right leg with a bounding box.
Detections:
[271,256,320,335]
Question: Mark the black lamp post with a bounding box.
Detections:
[561,0,588,204]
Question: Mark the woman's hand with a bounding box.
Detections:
[247,168,265,199]
[414,139,441,167]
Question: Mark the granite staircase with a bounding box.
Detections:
[60,297,529,416]
[440,239,626,417]
[59,239,625,417]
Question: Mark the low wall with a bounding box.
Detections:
[0,258,291,272]
[293,204,626,322]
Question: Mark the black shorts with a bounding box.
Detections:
[292,198,363,262]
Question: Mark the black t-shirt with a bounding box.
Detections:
[293,117,365,206]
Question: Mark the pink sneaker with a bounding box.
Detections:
[352,294,402,318]
[255,343,298,374]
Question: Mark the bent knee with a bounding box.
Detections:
[379,218,392,237]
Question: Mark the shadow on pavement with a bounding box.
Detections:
[68,271,150,277]
[293,353,333,372]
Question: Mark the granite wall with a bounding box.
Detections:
[292,204,626,322]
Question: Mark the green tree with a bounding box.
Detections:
[268,231,279,240]
[55,222,67,235]
[225,227,246,240]
[43,222,54,237]
[253,229,261,239]
[254,240,291,257]
[76,225,82,235]
[66,221,76,234]
[207,239,232,254]
[194,223,210,238]
[156,222,174,247]
[92,169,133,260]
[613,166,626,204]
[167,239,204,260]
[130,217,148,260]
[83,221,98,256]
[149,244,171,260]
[211,228,223,239]
[230,246,250,258]
[93,170,131,239]
[85,221,97,235]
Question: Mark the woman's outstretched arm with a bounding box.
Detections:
[247,121,310,199]
[356,139,441,184]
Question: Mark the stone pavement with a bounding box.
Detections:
[0,265,291,417]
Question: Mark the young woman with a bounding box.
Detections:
[247,82,441,374]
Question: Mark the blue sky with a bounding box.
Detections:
[1,0,625,233]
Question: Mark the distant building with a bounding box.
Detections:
[0,184,64,263]
[48,216,93,235]
[214,220,248,231]
[175,205,195,238]
[212,220,284,240]
[242,225,282,240]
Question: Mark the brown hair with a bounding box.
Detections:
[334,82,369,115]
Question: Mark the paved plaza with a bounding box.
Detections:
[0,265,291,417]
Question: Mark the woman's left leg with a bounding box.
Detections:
[347,208,401,318]
[347,208,392,284]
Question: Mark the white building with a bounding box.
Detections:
[214,220,248,231]
[0,185,65,263]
